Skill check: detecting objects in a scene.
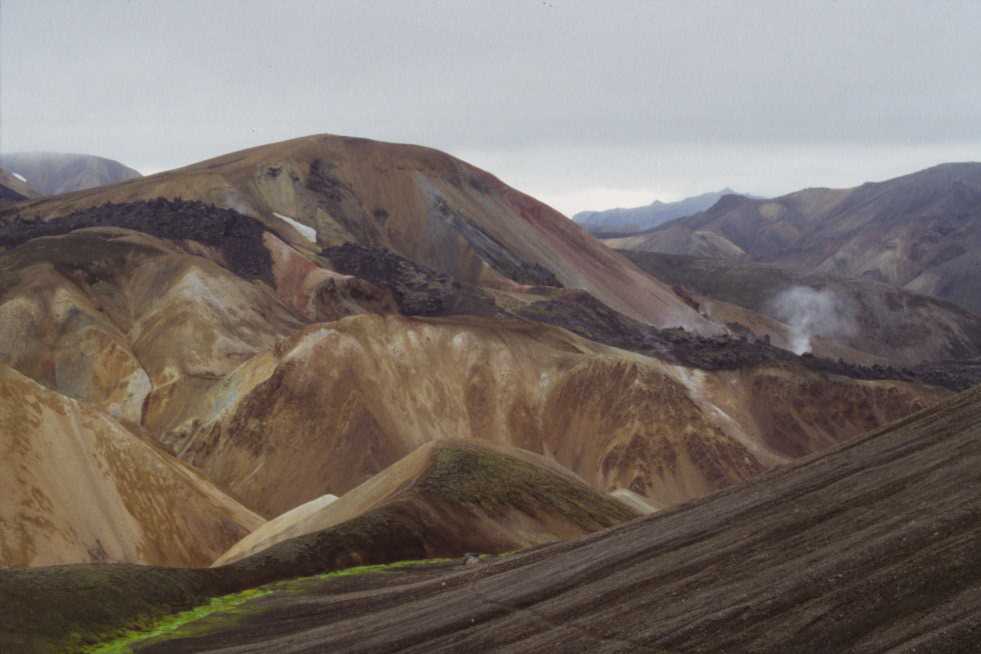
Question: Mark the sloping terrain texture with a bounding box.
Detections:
[622,251,981,365]
[0,364,263,568]
[171,312,943,518]
[5,134,715,332]
[0,197,947,557]
[4,383,980,653]
[0,149,958,572]
[0,168,40,203]
[0,213,306,432]
[610,162,981,313]
[144,382,981,654]
[0,152,141,196]
[215,439,639,565]
[573,188,741,235]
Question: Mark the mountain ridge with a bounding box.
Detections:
[607,161,981,313]
[0,152,141,196]
[573,187,750,235]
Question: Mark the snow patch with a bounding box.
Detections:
[11,172,27,183]
[273,212,317,243]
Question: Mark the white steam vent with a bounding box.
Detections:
[769,286,855,355]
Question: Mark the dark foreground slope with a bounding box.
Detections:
[0,441,635,653]
[6,385,981,652]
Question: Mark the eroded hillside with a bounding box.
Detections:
[0,136,960,572]
[0,365,263,568]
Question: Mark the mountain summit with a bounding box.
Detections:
[573,188,748,235]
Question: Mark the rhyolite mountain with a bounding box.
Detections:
[0,152,141,196]
[573,187,747,234]
[607,162,981,314]
[0,134,969,585]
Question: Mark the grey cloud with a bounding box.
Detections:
[2,0,979,214]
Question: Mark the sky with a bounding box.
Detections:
[2,0,980,217]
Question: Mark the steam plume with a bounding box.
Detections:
[769,286,854,355]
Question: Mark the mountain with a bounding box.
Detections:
[0,364,263,568]
[622,251,981,365]
[573,188,744,235]
[0,168,40,204]
[8,375,981,653]
[6,134,714,332]
[608,163,981,313]
[0,152,141,196]
[165,311,949,518]
[0,135,958,575]
[214,439,639,566]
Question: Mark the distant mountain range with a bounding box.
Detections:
[606,162,981,314]
[0,152,141,196]
[573,188,755,235]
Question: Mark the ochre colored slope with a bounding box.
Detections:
[0,204,396,437]
[174,313,942,518]
[0,365,263,568]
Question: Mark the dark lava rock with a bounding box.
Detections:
[0,199,274,284]
[322,243,504,318]
[517,290,981,391]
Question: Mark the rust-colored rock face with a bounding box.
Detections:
[0,136,956,571]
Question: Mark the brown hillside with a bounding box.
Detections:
[5,381,980,653]
[0,365,263,568]
[172,313,943,518]
[215,439,638,565]
[7,134,714,332]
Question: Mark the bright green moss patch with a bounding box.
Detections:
[82,558,453,652]
[83,587,271,654]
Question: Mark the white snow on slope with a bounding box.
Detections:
[11,172,27,183]
[273,212,317,243]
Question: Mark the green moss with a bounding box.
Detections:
[80,558,453,652]
[82,588,270,653]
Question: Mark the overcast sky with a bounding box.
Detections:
[2,1,980,216]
